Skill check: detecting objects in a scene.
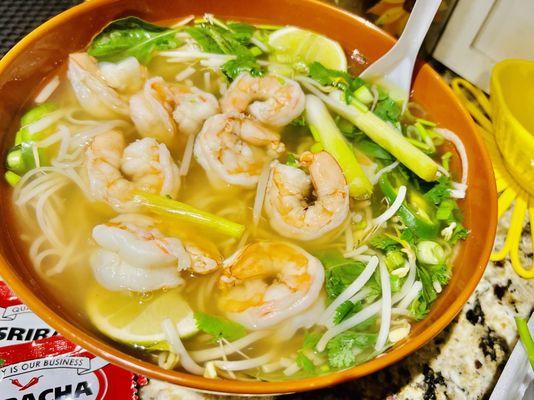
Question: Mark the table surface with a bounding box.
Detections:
[1,1,533,399]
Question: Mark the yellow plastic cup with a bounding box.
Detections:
[491,59,534,196]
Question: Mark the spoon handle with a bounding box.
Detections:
[398,0,442,56]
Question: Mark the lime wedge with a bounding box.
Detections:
[87,285,198,349]
[268,26,347,71]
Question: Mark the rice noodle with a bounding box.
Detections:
[371,161,399,185]
[190,331,269,362]
[35,76,60,104]
[375,260,391,351]
[372,185,407,226]
[398,281,423,310]
[215,352,273,372]
[319,256,378,327]
[180,134,196,176]
[252,163,271,227]
[434,128,469,186]
[162,319,204,375]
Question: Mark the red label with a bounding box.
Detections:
[0,336,137,399]
[0,282,57,346]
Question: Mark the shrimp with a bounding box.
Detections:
[217,241,324,330]
[67,53,131,119]
[264,151,349,241]
[221,73,305,127]
[91,214,222,292]
[98,56,147,94]
[84,130,180,212]
[193,112,285,188]
[129,77,219,145]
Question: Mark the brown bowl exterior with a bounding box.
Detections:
[0,0,496,394]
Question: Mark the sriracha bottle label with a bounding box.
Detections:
[0,336,137,400]
[0,282,57,346]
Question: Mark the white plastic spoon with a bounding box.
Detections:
[360,0,442,109]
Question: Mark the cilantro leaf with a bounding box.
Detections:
[333,300,362,324]
[424,175,451,205]
[186,22,263,80]
[221,56,262,80]
[88,17,182,64]
[308,62,365,103]
[194,312,246,341]
[373,98,401,123]
[317,251,366,300]
[326,331,376,369]
[409,293,430,320]
[369,234,401,252]
[428,264,451,285]
[450,223,469,244]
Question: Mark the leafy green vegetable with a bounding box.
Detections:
[88,17,182,64]
[374,98,401,123]
[326,331,376,369]
[221,56,263,80]
[318,251,366,300]
[333,300,362,325]
[411,263,451,319]
[450,223,469,244]
[369,234,401,252]
[296,351,315,373]
[409,293,429,320]
[424,175,451,205]
[308,62,365,104]
[185,21,263,80]
[428,264,451,285]
[354,138,393,161]
[194,312,246,341]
